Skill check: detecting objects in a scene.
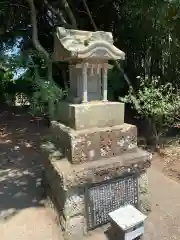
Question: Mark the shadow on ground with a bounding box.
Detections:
[0,108,49,221]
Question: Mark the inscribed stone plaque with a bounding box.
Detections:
[85,176,138,230]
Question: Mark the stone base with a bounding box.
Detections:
[56,101,124,130]
[51,122,137,164]
[138,172,151,214]
[42,142,151,240]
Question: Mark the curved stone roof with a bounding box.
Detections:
[53,27,125,62]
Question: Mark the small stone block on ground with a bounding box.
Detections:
[108,204,147,231]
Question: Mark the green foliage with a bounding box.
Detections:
[108,66,125,101]
[0,46,66,118]
[0,65,14,104]
[0,52,34,105]
[121,76,180,145]
[29,68,65,120]
[1,0,180,92]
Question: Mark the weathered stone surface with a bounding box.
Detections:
[43,160,85,218]
[51,121,137,164]
[64,190,85,218]
[63,215,86,240]
[53,27,125,62]
[138,172,151,214]
[45,188,87,240]
[56,101,124,130]
[43,142,151,238]
[42,142,151,189]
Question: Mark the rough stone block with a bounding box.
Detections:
[44,165,85,218]
[42,142,151,189]
[63,215,86,240]
[56,101,124,130]
[64,190,85,218]
[43,143,152,239]
[51,122,137,164]
[138,172,152,214]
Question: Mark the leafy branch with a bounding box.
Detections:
[121,76,180,148]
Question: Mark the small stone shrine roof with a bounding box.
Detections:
[53,27,125,62]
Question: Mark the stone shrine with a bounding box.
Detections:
[42,27,152,240]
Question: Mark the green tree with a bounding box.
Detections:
[0,0,180,121]
[121,76,180,149]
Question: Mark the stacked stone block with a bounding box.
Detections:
[42,102,151,240]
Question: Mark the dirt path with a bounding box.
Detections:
[0,110,61,240]
[144,163,180,239]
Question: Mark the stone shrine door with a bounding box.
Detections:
[87,70,102,101]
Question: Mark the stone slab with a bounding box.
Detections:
[56,101,124,130]
[42,144,152,189]
[108,205,146,230]
[51,122,137,164]
[86,176,138,230]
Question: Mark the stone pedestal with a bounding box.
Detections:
[42,102,151,240]
[51,121,137,164]
[48,27,151,240]
[56,101,125,130]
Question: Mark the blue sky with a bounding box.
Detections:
[4,39,27,79]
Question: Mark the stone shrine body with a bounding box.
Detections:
[53,27,125,103]
[42,27,152,240]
